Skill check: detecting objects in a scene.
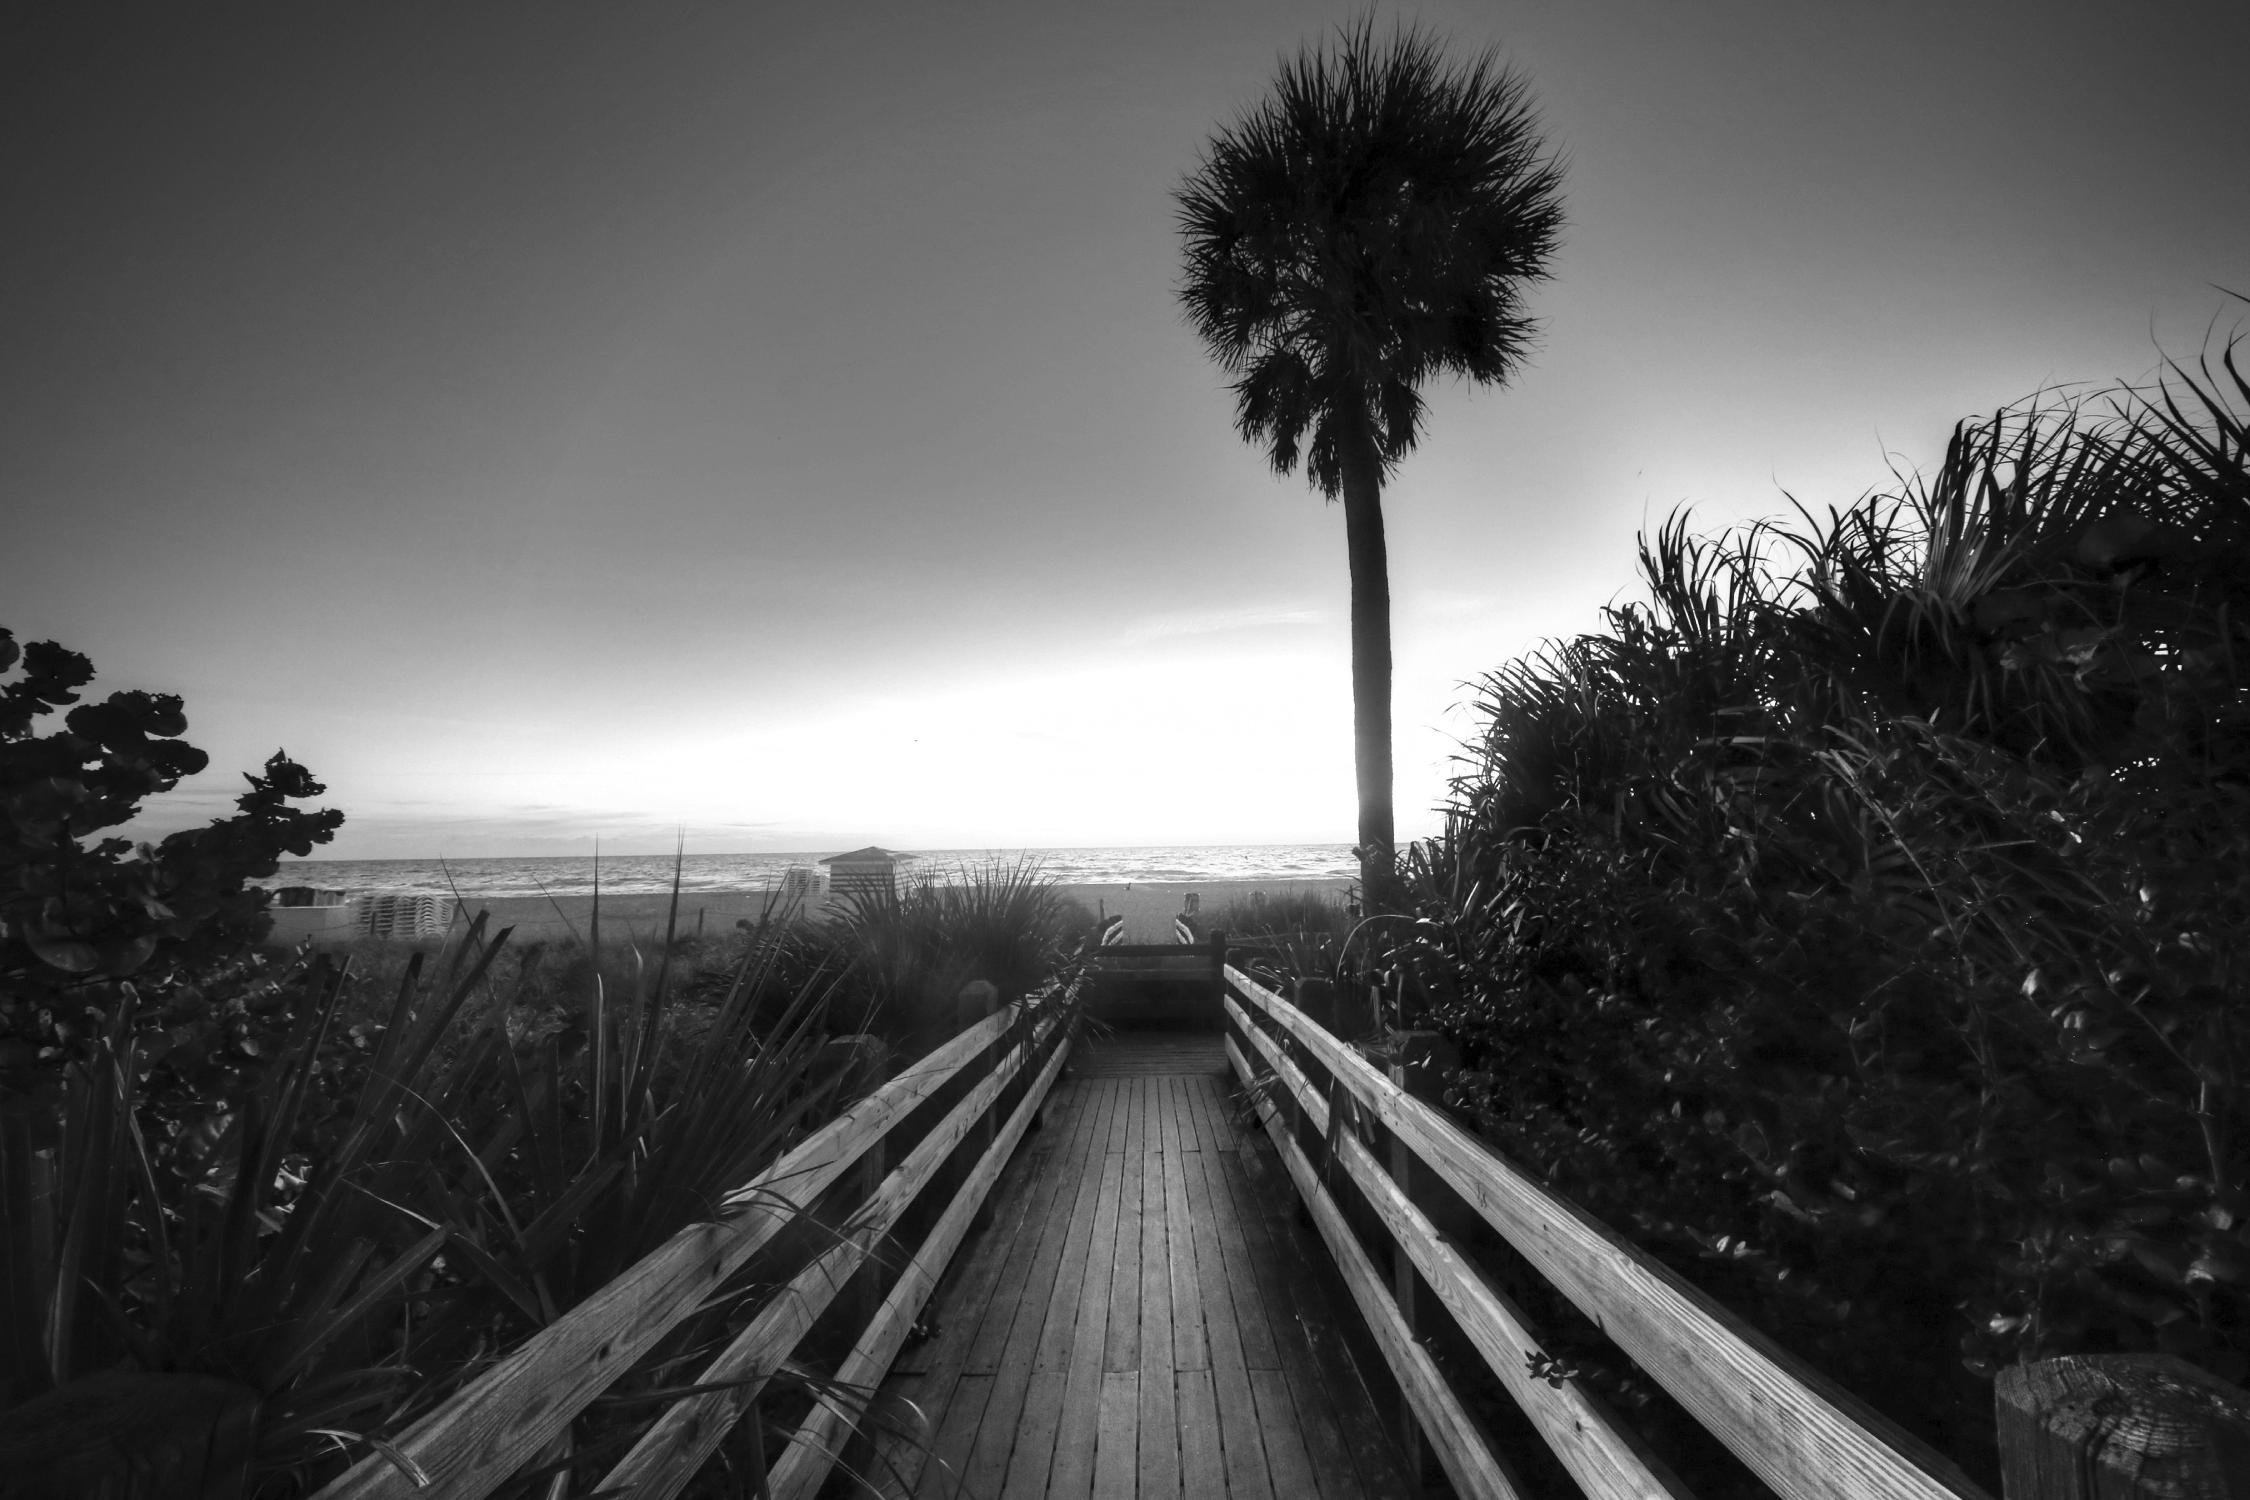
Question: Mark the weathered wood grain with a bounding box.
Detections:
[1230,968,1995,1500]
[1200,1103,1402,1500]
[599,1016,1063,1498]
[1234,999,1693,1500]
[1093,1371,1141,1500]
[1995,1353,2250,1500]
[311,1006,1023,1500]
[1160,1135,1208,1372]
[1049,1144,1127,1499]
[1140,1367,1182,1500]
[762,1032,1071,1500]
[1228,1031,1526,1500]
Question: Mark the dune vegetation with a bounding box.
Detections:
[1302,331,2250,1490]
[0,650,1088,1496]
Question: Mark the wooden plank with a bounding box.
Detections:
[1140,1366,1182,1500]
[1125,1074,1149,1156]
[868,1071,1087,1500]
[998,1359,1068,1500]
[1207,1130,1399,1500]
[1143,1119,1179,1376]
[1176,1138,1251,1376]
[1217,1027,1413,1500]
[1228,1031,1525,1500]
[601,1020,1063,1498]
[313,1005,1028,1500]
[1189,1142,1277,1370]
[965,1085,1099,1374]
[1177,1369,1225,1500]
[1169,1073,1208,1153]
[1106,1076,1131,1153]
[967,1087,1116,1500]
[1160,1140,1208,1372]
[1003,1079,1107,1500]
[1190,1069,1236,1150]
[764,1034,1072,1500]
[1048,1148,1127,1499]
[1035,1093,1118,1372]
[1235,1004,1691,1500]
[1228,970,1993,1500]
[927,1372,994,1500]
[1093,1371,1141,1500]
[1251,1367,1322,1500]
[1156,1073,1183,1154]
[1104,1141,1146,1372]
[903,1076,1073,1378]
[1213,1356,1275,1500]
[861,1368,930,1499]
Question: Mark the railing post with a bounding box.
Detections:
[1387,1029,1464,1486]
[1996,1352,2250,1499]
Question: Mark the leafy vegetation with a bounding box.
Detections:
[1376,332,2250,1487]
[826,859,1095,1055]
[1175,17,1565,902]
[1,626,343,1115]
[0,635,1088,1494]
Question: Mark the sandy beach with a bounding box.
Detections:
[439,877,1351,947]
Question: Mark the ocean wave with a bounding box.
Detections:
[256,845,1359,898]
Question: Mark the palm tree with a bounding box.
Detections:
[1175,18,1563,904]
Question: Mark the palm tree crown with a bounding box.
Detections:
[1175,19,1563,900]
[1176,19,1563,495]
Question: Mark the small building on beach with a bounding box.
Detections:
[819,846,915,905]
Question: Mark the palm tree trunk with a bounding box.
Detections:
[1339,424,1396,908]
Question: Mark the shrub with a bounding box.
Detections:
[0,625,344,1114]
[827,860,1088,1055]
[1390,331,2250,1488]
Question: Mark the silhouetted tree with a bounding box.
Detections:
[1176,18,1563,903]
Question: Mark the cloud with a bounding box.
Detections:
[1119,603,1325,644]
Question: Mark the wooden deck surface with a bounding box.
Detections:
[867,1030,1415,1500]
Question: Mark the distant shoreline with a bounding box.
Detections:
[436,878,1349,946]
[258,844,1362,901]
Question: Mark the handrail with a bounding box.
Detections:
[1223,966,1992,1500]
[313,994,1072,1500]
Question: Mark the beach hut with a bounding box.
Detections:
[819,846,915,905]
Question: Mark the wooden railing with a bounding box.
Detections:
[312,982,1074,1500]
[1222,964,1997,1500]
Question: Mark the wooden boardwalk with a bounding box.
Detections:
[870,1030,1415,1500]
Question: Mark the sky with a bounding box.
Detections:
[5,2,2244,859]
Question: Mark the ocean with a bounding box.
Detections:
[257,845,1359,898]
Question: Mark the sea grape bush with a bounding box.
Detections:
[1392,336,2250,1481]
[0,626,344,1106]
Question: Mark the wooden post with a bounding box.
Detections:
[1292,976,1337,1035]
[1996,1352,2250,1499]
[1387,1029,1464,1486]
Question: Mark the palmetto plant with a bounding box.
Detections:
[1176,17,1564,905]
[1382,328,2250,1492]
[0,877,868,1497]
[828,859,1086,1057]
